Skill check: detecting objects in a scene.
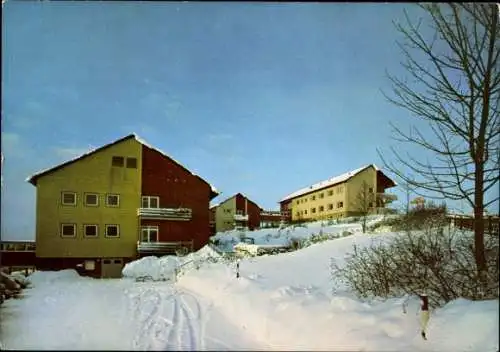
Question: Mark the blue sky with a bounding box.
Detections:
[2,2,497,240]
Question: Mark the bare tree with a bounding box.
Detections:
[352,181,376,233]
[379,4,500,277]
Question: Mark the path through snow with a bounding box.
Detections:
[0,273,264,350]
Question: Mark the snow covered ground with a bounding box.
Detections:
[0,270,263,350]
[1,220,498,351]
[210,216,385,253]
[179,233,499,351]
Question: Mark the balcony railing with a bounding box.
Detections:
[234,213,249,221]
[137,207,192,221]
[137,240,194,254]
[1,241,36,252]
[377,193,398,202]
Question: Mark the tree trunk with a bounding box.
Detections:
[474,163,487,275]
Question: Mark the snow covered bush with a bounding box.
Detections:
[287,237,304,251]
[331,226,499,308]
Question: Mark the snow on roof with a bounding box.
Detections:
[217,192,260,208]
[132,133,218,194]
[26,145,99,184]
[27,133,218,195]
[279,164,378,203]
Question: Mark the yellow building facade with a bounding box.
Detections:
[281,165,396,222]
[33,137,142,260]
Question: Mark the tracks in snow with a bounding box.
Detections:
[129,284,208,351]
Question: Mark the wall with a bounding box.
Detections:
[35,138,142,259]
[215,198,236,233]
[235,194,261,230]
[141,145,212,250]
[289,183,348,222]
[346,166,377,216]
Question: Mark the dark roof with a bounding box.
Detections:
[27,133,219,200]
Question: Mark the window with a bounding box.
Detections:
[141,226,159,243]
[106,194,120,207]
[368,187,373,193]
[328,203,334,210]
[311,207,316,214]
[296,212,300,217]
[61,192,76,206]
[337,201,344,208]
[337,187,343,194]
[84,224,98,238]
[84,193,99,207]
[296,200,300,205]
[304,198,307,203]
[304,209,308,215]
[105,225,119,238]
[61,223,76,238]
[311,196,316,201]
[369,202,374,208]
[319,193,324,199]
[84,260,95,271]
[112,156,124,167]
[126,157,137,169]
[328,190,333,196]
[141,196,159,208]
[319,206,324,212]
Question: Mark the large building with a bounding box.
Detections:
[27,134,218,278]
[279,164,397,222]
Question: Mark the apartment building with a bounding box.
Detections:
[27,134,218,278]
[279,164,397,222]
[212,193,261,233]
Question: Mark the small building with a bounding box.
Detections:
[279,164,397,222]
[27,133,218,278]
[212,193,261,233]
[0,241,36,274]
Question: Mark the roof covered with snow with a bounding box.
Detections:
[279,164,393,203]
[213,192,261,209]
[26,134,219,198]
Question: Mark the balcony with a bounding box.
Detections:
[1,241,36,252]
[137,240,194,255]
[233,213,249,221]
[377,193,398,203]
[137,207,192,221]
[260,210,281,217]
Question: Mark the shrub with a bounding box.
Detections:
[288,237,304,251]
[331,225,499,308]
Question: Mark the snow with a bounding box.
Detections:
[122,256,181,281]
[178,232,498,351]
[211,216,385,252]
[121,245,222,281]
[279,164,378,202]
[1,223,498,351]
[1,270,263,350]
